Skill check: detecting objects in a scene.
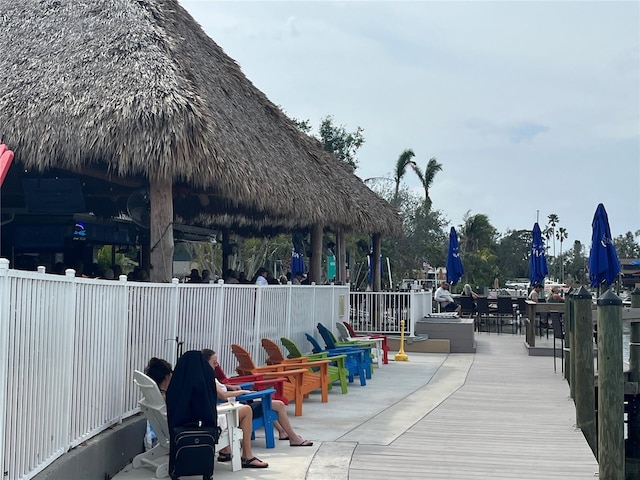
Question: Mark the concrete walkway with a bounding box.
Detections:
[114,334,597,480]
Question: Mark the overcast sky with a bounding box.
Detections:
[181,0,639,249]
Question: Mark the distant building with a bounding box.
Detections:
[620,258,640,289]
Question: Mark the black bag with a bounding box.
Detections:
[170,425,219,480]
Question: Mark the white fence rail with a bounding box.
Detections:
[349,290,432,336]
[0,259,431,480]
[0,259,349,480]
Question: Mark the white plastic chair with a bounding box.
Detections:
[132,370,243,476]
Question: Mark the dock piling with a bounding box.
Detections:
[597,289,624,480]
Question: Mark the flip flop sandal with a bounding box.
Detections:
[217,452,232,462]
[290,440,314,447]
[241,457,269,468]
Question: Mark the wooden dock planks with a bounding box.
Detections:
[349,334,598,480]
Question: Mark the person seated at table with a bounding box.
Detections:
[547,287,565,303]
[434,281,461,315]
[202,349,313,447]
[462,283,478,313]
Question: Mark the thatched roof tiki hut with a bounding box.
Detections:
[0,0,400,284]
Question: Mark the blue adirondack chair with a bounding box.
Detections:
[316,323,373,378]
[219,387,278,448]
[305,333,368,386]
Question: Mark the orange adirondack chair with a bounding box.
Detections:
[231,343,329,416]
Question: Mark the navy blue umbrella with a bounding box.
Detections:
[589,203,620,288]
[446,227,464,285]
[529,222,548,285]
[291,232,305,276]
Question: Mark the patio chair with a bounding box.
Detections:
[212,364,281,447]
[515,297,528,334]
[334,322,388,367]
[230,343,329,416]
[459,296,476,319]
[132,370,243,475]
[341,322,390,365]
[475,297,492,333]
[261,338,349,394]
[494,297,516,334]
[305,333,368,386]
[316,322,374,376]
[215,363,289,405]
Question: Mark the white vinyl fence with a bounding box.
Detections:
[349,290,432,336]
[0,259,349,480]
[0,259,431,480]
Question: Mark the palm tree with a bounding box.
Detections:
[547,214,559,259]
[556,226,568,283]
[393,149,415,207]
[411,157,442,209]
[460,212,497,254]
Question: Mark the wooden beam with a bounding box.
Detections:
[311,224,322,285]
[149,177,174,282]
[372,233,381,292]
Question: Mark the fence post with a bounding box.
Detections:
[573,286,596,455]
[0,259,10,479]
[564,288,573,386]
[117,273,129,423]
[409,290,416,337]
[597,289,624,480]
[63,268,78,450]
[213,280,225,351]
[628,287,640,459]
[169,278,180,362]
[253,286,264,360]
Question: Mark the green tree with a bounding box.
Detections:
[565,240,587,285]
[393,149,415,207]
[495,229,531,281]
[411,157,442,209]
[614,231,640,258]
[546,213,559,259]
[292,115,365,170]
[556,226,568,282]
[459,212,497,254]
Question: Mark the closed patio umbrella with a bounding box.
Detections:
[291,232,305,276]
[588,203,620,288]
[529,222,548,285]
[446,227,464,285]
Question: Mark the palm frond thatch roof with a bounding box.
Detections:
[0,0,401,236]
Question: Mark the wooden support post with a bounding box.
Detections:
[628,288,640,459]
[372,233,381,292]
[149,177,174,283]
[564,289,573,386]
[597,289,624,480]
[336,228,346,284]
[310,224,322,285]
[573,286,596,455]
[221,229,230,275]
[525,301,536,347]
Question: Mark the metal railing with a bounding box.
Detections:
[0,259,349,480]
[349,290,432,337]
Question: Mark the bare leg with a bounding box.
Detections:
[271,400,312,446]
[237,405,268,467]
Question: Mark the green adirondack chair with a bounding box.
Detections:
[277,337,349,394]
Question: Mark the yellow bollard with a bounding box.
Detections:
[394,319,409,361]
